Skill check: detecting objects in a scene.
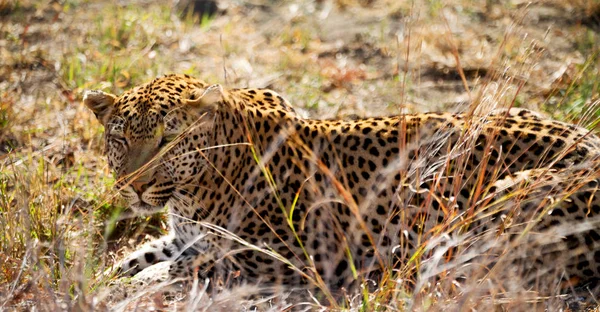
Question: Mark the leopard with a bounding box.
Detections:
[84,74,600,302]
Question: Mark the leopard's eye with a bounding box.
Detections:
[158,136,169,148]
[158,135,176,148]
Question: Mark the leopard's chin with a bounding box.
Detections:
[130,201,167,215]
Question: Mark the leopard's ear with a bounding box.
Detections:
[83,90,117,126]
[183,84,223,113]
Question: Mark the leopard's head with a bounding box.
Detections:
[84,74,224,212]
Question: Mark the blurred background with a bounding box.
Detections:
[0,0,599,309]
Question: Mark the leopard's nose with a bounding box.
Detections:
[131,180,149,196]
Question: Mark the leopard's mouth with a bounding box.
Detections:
[121,177,175,213]
[130,200,166,214]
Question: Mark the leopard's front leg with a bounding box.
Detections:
[106,234,188,303]
[118,229,237,293]
[120,230,218,278]
[119,234,182,276]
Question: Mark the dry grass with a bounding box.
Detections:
[1,0,600,311]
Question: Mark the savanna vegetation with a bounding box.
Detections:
[1,0,600,310]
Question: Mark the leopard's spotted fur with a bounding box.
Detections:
[84,74,600,298]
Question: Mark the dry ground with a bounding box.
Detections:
[1,0,600,310]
